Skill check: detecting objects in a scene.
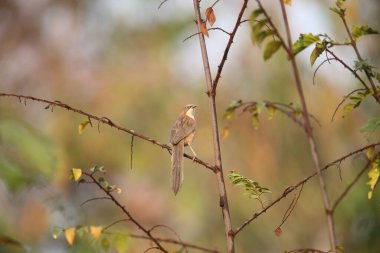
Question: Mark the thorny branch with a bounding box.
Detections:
[277,0,337,251]
[82,172,168,252]
[234,142,380,235]
[0,93,216,172]
[183,27,231,42]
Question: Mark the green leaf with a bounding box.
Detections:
[101,238,111,252]
[351,25,379,41]
[251,114,259,130]
[52,226,63,239]
[292,33,320,55]
[224,100,242,120]
[113,234,129,253]
[310,44,325,66]
[263,40,281,60]
[360,118,380,134]
[250,9,264,26]
[256,29,274,46]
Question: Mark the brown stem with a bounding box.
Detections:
[255,0,292,56]
[0,93,216,172]
[191,0,235,252]
[278,1,337,252]
[84,172,168,252]
[340,15,380,103]
[212,0,249,93]
[235,142,380,235]
[332,156,375,211]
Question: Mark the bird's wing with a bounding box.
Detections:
[170,116,196,145]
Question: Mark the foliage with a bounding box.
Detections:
[351,25,379,41]
[228,171,271,208]
[367,156,380,200]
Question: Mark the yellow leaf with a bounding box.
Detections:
[200,20,209,37]
[71,168,82,182]
[90,226,102,240]
[283,0,292,6]
[267,106,276,120]
[221,128,229,140]
[65,227,76,246]
[367,159,380,199]
[78,120,90,135]
[116,187,122,194]
[366,146,374,160]
[205,7,216,27]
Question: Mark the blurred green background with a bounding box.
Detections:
[0,0,379,252]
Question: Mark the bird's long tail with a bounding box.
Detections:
[171,140,184,195]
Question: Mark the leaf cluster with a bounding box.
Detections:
[228,171,271,201]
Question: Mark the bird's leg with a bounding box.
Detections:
[188,144,197,161]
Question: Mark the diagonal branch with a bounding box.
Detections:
[211,0,249,94]
[331,154,378,212]
[83,172,168,252]
[234,142,380,235]
[0,93,216,172]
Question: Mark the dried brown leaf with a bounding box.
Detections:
[205,7,216,26]
[283,0,292,6]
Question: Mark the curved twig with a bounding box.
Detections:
[80,197,111,207]
[183,27,231,42]
[102,219,131,232]
[313,58,336,85]
[331,88,367,122]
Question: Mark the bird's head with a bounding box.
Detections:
[183,104,197,119]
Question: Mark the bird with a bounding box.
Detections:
[170,104,197,195]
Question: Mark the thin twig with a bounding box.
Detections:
[158,0,169,10]
[278,1,337,251]
[325,49,370,91]
[83,172,168,253]
[331,88,367,122]
[211,0,249,93]
[339,14,380,102]
[312,57,336,85]
[0,93,216,173]
[234,143,380,235]
[332,155,377,211]
[183,27,231,42]
[275,183,304,231]
[102,219,131,232]
[80,197,111,207]
[130,135,134,170]
[149,224,188,253]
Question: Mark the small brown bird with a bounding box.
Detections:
[170,104,197,195]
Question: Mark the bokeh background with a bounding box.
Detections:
[0,0,379,252]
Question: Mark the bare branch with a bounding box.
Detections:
[83,172,168,252]
[130,135,134,170]
[212,0,249,93]
[234,142,380,235]
[0,93,216,173]
[332,155,377,211]
[158,0,169,10]
[287,248,328,253]
[325,49,370,91]
[80,197,111,207]
[102,219,131,232]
